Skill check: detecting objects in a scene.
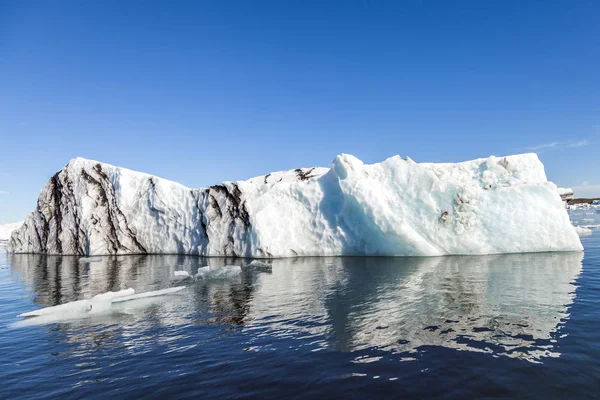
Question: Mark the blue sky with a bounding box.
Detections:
[0,1,599,222]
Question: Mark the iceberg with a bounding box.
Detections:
[7,153,582,257]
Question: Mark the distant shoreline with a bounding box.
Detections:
[568,198,600,205]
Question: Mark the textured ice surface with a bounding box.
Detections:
[195,265,242,279]
[0,221,23,249]
[0,222,23,241]
[8,154,582,257]
[243,260,273,273]
[575,226,593,236]
[110,286,185,303]
[19,288,135,318]
[173,270,190,277]
[15,287,185,326]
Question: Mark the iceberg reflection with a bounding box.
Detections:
[9,251,582,362]
[245,252,583,362]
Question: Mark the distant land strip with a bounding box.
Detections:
[568,198,600,205]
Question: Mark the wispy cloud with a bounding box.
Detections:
[0,191,9,195]
[524,139,590,152]
[568,139,590,148]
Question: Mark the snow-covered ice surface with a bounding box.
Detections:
[8,154,582,257]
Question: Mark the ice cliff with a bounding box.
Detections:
[8,154,582,257]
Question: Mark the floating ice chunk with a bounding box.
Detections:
[243,260,273,273]
[19,288,135,318]
[195,265,242,280]
[173,270,190,277]
[195,266,211,278]
[15,287,185,327]
[111,286,185,303]
[574,226,593,236]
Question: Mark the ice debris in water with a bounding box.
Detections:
[16,287,186,326]
[173,270,190,277]
[574,226,593,236]
[195,265,242,280]
[19,288,136,318]
[243,260,273,273]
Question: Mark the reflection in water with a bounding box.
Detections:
[9,251,582,363]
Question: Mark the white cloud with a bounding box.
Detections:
[525,139,590,152]
[571,185,600,199]
[567,139,590,148]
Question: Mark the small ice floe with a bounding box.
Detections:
[14,287,186,327]
[173,270,190,277]
[242,260,273,273]
[581,224,600,230]
[195,265,241,280]
[574,226,593,236]
[19,288,135,318]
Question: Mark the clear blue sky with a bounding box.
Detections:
[1,1,599,223]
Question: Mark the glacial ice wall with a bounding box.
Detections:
[8,154,582,256]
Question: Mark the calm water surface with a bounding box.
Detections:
[1,235,599,399]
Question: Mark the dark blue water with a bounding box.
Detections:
[1,235,599,399]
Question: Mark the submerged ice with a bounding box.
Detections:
[15,287,186,326]
[8,153,582,257]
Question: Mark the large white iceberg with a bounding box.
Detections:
[8,153,582,256]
